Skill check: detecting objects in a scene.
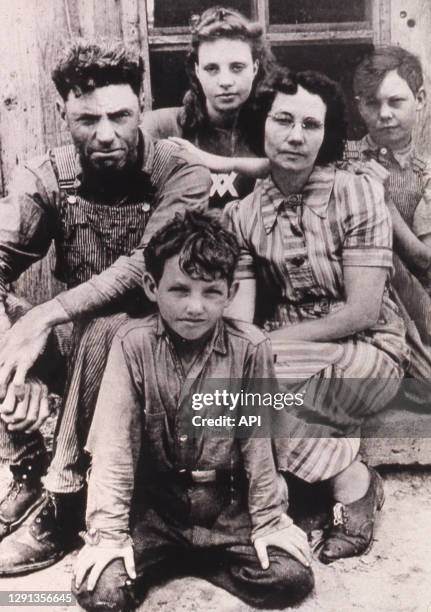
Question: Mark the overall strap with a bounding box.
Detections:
[50,144,77,190]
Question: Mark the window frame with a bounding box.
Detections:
[143,0,391,105]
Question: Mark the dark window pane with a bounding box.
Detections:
[269,0,366,25]
[273,44,372,139]
[152,0,252,28]
[149,51,188,108]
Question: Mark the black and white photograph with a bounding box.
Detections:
[0,1,430,610]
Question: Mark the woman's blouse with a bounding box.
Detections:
[223,165,408,366]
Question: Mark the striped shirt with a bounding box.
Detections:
[223,165,408,366]
[344,135,431,238]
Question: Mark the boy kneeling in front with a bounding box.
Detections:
[72,211,313,611]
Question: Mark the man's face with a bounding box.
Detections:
[143,255,237,341]
[358,69,425,150]
[195,38,258,120]
[60,83,142,174]
[264,88,326,175]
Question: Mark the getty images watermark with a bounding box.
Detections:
[189,388,305,431]
[181,377,431,438]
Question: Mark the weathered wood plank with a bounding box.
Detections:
[0,0,63,304]
[94,0,122,38]
[137,0,153,109]
[391,0,431,157]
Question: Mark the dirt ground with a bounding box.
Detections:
[0,467,430,612]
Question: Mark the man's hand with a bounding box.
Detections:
[74,542,136,592]
[0,377,49,432]
[0,300,68,401]
[254,521,312,570]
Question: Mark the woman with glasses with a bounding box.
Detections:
[223,68,409,564]
[142,6,273,210]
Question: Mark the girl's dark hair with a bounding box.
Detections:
[180,7,275,155]
[256,68,348,164]
[144,209,240,286]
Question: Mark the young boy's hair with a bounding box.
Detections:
[354,45,423,100]
[52,39,144,100]
[144,210,240,286]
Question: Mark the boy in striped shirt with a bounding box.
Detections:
[347,45,431,378]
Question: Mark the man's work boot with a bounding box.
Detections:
[0,455,49,541]
[0,488,86,576]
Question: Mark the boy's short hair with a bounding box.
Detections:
[354,45,423,100]
[144,210,240,286]
[52,39,144,100]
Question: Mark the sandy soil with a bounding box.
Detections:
[0,467,430,612]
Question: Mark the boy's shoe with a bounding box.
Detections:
[0,489,85,576]
[0,456,48,541]
[318,467,385,564]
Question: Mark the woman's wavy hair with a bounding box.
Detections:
[180,6,275,154]
[255,68,348,164]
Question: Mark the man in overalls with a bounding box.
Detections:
[0,39,210,574]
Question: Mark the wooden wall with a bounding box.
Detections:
[390,0,431,156]
[0,0,150,303]
[0,0,430,303]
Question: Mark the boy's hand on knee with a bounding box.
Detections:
[254,516,312,570]
[74,541,136,592]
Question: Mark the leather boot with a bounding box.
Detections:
[318,466,385,564]
[0,488,86,576]
[0,455,49,541]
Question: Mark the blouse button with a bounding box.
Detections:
[380,148,388,156]
[67,195,77,204]
[142,203,151,212]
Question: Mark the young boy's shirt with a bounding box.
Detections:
[84,313,288,545]
[344,135,431,239]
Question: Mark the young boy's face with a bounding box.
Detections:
[143,255,238,341]
[358,69,425,150]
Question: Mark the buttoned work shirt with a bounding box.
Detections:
[0,131,211,316]
[85,314,287,542]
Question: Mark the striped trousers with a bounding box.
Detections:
[0,310,129,493]
[273,338,404,483]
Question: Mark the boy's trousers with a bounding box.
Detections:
[73,475,314,611]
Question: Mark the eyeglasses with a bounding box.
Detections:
[267,113,324,133]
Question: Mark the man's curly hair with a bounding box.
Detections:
[144,210,240,286]
[52,39,144,100]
